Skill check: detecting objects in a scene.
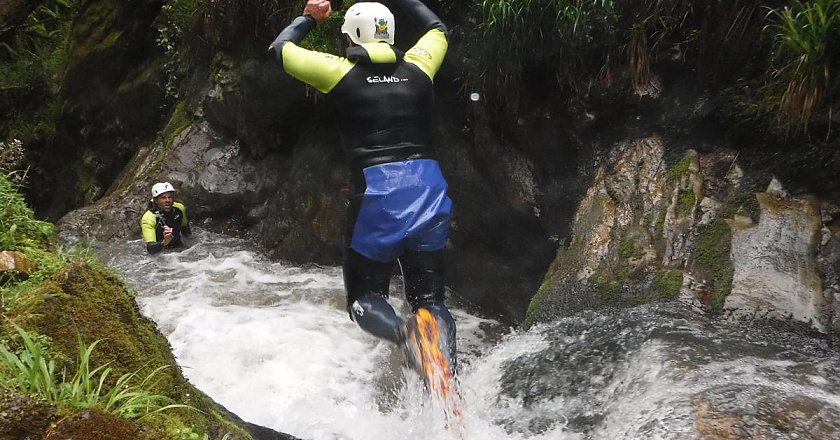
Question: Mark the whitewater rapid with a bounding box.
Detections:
[99,228,578,440]
[99,227,840,440]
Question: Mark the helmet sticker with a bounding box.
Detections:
[374,17,390,41]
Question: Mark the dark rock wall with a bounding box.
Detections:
[39,0,840,324]
[28,0,168,219]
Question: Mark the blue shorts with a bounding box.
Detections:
[350,159,452,262]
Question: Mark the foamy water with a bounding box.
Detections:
[99,229,579,440]
[99,228,840,440]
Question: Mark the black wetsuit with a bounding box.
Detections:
[271,0,456,357]
[141,201,191,254]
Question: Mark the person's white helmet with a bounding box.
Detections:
[341,2,395,45]
[151,182,175,198]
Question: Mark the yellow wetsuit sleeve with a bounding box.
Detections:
[173,202,188,226]
[404,29,448,81]
[141,211,158,243]
[281,43,356,94]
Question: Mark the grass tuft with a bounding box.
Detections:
[764,0,840,130]
[0,324,194,419]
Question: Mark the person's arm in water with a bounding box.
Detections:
[393,0,449,81]
[141,211,170,254]
[268,0,353,94]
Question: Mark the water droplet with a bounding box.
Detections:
[469,92,480,102]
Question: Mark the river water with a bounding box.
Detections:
[98,228,840,440]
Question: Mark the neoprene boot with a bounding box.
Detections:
[403,301,457,376]
[349,294,404,344]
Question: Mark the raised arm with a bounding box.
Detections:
[390,0,447,36]
[394,0,448,81]
[268,0,331,66]
[268,0,353,94]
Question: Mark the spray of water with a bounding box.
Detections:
[100,229,579,440]
[100,228,840,439]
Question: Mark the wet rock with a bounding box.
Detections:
[526,136,684,323]
[724,189,826,332]
[42,409,146,440]
[816,203,840,336]
[0,250,37,282]
[692,385,840,439]
[0,391,54,440]
[56,120,286,245]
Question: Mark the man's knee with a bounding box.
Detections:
[349,295,404,344]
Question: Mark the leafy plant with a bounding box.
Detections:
[0,138,28,185]
[0,174,54,251]
[0,0,78,151]
[0,324,61,401]
[764,0,840,130]
[0,325,192,419]
[172,427,232,440]
[470,0,619,112]
[623,0,695,93]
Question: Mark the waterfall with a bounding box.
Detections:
[99,228,840,440]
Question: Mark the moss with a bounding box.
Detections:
[524,243,579,326]
[42,409,144,440]
[25,263,184,393]
[693,219,734,308]
[15,262,251,438]
[150,100,192,172]
[0,391,56,439]
[677,189,696,216]
[68,0,121,61]
[667,152,694,181]
[655,208,667,236]
[525,269,558,326]
[652,269,684,300]
[163,100,192,148]
[595,277,620,305]
[618,238,636,259]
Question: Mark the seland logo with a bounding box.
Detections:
[366,75,408,84]
[374,17,390,41]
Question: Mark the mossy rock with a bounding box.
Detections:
[0,391,56,440]
[15,261,255,439]
[42,409,150,440]
[691,218,734,308]
[651,269,684,300]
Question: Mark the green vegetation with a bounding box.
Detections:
[764,0,840,130]
[667,152,694,181]
[677,190,696,216]
[694,218,734,308]
[0,174,56,309]
[618,238,636,259]
[0,175,53,252]
[468,0,837,132]
[0,0,78,143]
[472,0,618,111]
[0,325,190,419]
[595,276,621,305]
[0,175,251,438]
[651,269,683,300]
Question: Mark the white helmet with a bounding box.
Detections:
[341,2,395,45]
[151,182,175,198]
